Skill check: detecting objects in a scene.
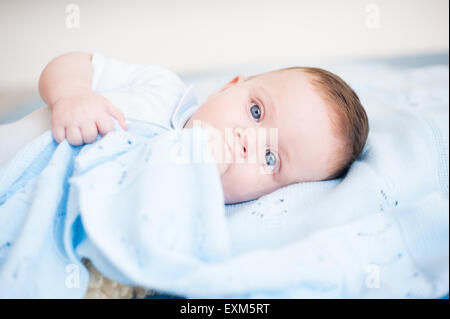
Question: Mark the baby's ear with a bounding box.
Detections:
[217,74,246,93]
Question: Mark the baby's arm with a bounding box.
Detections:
[39,52,127,145]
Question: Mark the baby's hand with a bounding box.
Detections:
[50,91,128,146]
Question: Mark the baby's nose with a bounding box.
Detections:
[232,127,268,164]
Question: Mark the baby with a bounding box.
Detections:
[0,52,370,297]
[14,52,369,204]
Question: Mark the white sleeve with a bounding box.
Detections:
[90,52,187,127]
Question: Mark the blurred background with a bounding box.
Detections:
[0,0,448,122]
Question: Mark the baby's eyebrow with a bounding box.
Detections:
[258,84,279,123]
[276,142,291,180]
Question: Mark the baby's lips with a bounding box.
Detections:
[224,135,235,162]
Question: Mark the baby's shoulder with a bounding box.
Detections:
[92,52,187,91]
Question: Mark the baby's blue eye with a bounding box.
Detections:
[250,103,261,121]
[265,149,277,168]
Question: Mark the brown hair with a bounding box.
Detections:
[247,67,369,180]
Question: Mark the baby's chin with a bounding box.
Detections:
[223,193,246,205]
[221,181,263,204]
[223,192,263,205]
[221,180,242,204]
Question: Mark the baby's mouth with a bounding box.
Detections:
[224,135,234,163]
[223,130,240,163]
[224,131,245,163]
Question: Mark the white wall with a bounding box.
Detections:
[0,0,448,90]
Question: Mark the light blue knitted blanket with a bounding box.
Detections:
[0,123,229,298]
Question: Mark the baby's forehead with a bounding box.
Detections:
[254,70,330,109]
[246,69,341,133]
[261,70,339,122]
[249,69,326,105]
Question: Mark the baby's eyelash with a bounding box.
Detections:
[249,100,264,122]
[264,148,280,173]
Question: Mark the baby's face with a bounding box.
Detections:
[184,70,341,204]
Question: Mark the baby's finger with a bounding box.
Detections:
[106,104,128,130]
[80,122,99,144]
[96,116,114,137]
[66,126,83,146]
[52,125,66,143]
